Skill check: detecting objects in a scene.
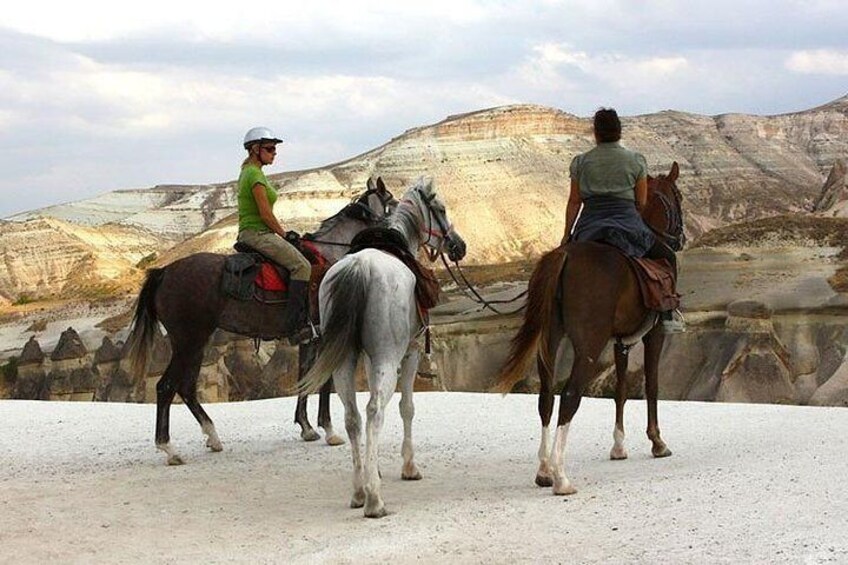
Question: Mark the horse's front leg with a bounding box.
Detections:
[643,330,672,458]
[399,348,421,481]
[363,359,399,518]
[610,342,629,460]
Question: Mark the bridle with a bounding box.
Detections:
[346,187,395,223]
[646,176,686,251]
[400,186,455,261]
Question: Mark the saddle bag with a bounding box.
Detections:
[630,257,680,312]
[222,253,261,301]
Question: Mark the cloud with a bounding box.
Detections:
[786,49,848,75]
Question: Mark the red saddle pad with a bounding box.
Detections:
[255,262,288,292]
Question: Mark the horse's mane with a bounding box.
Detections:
[382,182,428,246]
[310,202,361,239]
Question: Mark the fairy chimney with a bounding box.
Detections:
[716,300,796,404]
[94,336,124,401]
[14,336,49,400]
[48,327,97,401]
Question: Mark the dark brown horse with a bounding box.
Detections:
[126,179,395,465]
[495,162,683,495]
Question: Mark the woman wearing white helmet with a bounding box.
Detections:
[236,126,313,341]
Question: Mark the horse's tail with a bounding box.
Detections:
[125,268,165,379]
[298,259,368,395]
[493,247,567,394]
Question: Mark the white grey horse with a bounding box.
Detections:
[300,177,466,518]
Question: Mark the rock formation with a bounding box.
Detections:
[14,336,49,400]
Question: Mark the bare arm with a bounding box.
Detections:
[252,184,286,237]
[562,178,583,245]
[634,176,648,212]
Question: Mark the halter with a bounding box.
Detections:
[647,176,686,251]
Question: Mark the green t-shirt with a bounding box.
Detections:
[569,142,647,201]
[238,164,277,232]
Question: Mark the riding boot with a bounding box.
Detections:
[283,280,317,344]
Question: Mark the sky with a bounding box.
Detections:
[1,0,846,218]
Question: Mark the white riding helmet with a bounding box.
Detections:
[243,127,283,149]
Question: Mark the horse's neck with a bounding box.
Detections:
[387,204,422,254]
[311,219,369,263]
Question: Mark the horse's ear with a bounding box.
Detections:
[366,177,376,191]
[669,162,679,183]
[376,177,386,194]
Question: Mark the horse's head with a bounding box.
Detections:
[643,162,686,251]
[408,177,467,262]
[346,176,397,224]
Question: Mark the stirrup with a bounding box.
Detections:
[288,321,320,345]
[661,309,686,334]
[416,352,439,379]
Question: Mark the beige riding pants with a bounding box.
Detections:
[237,230,311,282]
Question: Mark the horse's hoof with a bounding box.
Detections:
[553,484,577,496]
[402,469,422,481]
[535,474,553,487]
[364,505,388,519]
[610,448,628,460]
[301,429,321,442]
[350,491,366,509]
[325,434,345,446]
[167,454,185,466]
[653,446,673,458]
[552,477,577,495]
[206,439,224,452]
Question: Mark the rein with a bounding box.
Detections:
[647,177,685,251]
[439,254,528,316]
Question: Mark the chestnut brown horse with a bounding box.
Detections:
[495,162,684,495]
[126,179,395,465]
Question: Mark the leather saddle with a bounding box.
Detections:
[222,238,329,317]
[349,227,441,310]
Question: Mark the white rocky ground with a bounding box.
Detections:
[1,393,846,564]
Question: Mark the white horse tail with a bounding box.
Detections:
[299,260,368,395]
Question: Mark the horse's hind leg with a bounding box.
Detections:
[333,353,365,509]
[318,378,344,446]
[643,330,672,458]
[295,343,320,442]
[535,325,562,487]
[550,337,605,495]
[362,354,401,518]
[610,342,630,460]
[177,369,222,453]
[399,347,421,481]
[155,345,203,466]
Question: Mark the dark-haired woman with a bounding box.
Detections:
[562,108,684,333]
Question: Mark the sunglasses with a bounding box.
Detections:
[260,145,277,154]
